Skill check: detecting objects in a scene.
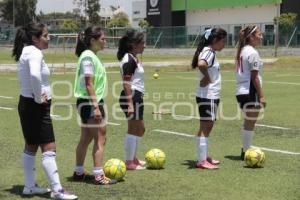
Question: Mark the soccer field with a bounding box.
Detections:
[0,60,299,200]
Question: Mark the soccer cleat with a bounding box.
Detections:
[72,171,94,182]
[50,188,77,200]
[241,148,245,160]
[134,157,146,166]
[196,160,219,169]
[126,160,146,170]
[22,184,51,195]
[94,174,117,185]
[207,156,220,165]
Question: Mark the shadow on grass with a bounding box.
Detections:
[66,176,125,185]
[3,185,49,199]
[181,160,197,169]
[224,155,241,161]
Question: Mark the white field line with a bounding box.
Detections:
[107,122,121,126]
[172,114,296,131]
[9,78,17,81]
[0,96,13,99]
[255,124,291,130]
[0,106,13,110]
[153,128,300,155]
[252,146,300,155]
[152,129,194,138]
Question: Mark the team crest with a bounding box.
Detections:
[150,0,159,8]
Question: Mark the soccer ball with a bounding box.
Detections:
[103,158,126,181]
[153,73,159,79]
[244,148,266,168]
[145,148,166,169]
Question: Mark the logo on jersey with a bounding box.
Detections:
[150,0,159,8]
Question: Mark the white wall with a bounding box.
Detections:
[132,0,147,27]
[186,4,279,27]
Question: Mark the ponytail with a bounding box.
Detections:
[12,23,45,61]
[117,29,144,61]
[236,26,258,65]
[75,26,104,57]
[191,28,227,68]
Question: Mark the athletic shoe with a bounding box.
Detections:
[22,184,51,195]
[207,156,220,165]
[134,157,146,166]
[241,148,245,160]
[126,160,146,170]
[50,188,77,200]
[72,171,94,182]
[94,174,117,185]
[196,160,219,169]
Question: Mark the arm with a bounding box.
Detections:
[198,59,212,87]
[122,76,134,116]
[28,50,47,104]
[85,75,102,121]
[251,71,266,108]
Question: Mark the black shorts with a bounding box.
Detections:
[236,94,260,109]
[18,95,55,145]
[196,97,220,121]
[76,98,106,124]
[119,90,144,120]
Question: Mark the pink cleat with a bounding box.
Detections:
[125,160,145,170]
[207,156,220,165]
[134,157,146,166]
[196,160,219,169]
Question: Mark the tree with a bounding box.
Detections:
[138,19,151,29]
[274,13,298,45]
[107,11,130,28]
[73,0,101,26]
[0,0,37,26]
[61,20,80,32]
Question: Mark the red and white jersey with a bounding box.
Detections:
[236,45,263,95]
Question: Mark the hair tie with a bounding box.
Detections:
[246,26,258,38]
[204,29,212,40]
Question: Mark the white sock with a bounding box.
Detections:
[197,136,207,162]
[22,151,36,188]
[41,151,62,192]
[205,137,209,158]
[124,133,137,161]
[241,129,254,151]
[134,135,142,158]
[75,166,84,175]
[93,167,104,177]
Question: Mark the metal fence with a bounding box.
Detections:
[1,22,299,48]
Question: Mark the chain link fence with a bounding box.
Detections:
[1,22,299,48]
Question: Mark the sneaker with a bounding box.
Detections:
[72,171,94,182]
[196,160,219,169]
[94,174,117,185]
[241,148,245,160]
[22,184,51,195]
[50,188,77,200]
[134,157,146,166]
[207,156,220,165]
[126,160,146,170]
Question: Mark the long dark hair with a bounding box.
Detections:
[236,26,258,65]
[117,29,144,61]
[12,22,46,61]
[75,26,104,57]
[191,28,227,68]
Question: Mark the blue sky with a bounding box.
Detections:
[36,0,132,15]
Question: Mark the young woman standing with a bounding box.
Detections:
[73,26,117,185]
[117,29,146,170]
[191,28,227,169]
[235,26,266,160]
[14,22,77,199]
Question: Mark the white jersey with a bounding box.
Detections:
[18,45,51,104]
[196,46,221,99]
[120,53,145,93]
[236,45,263,95]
